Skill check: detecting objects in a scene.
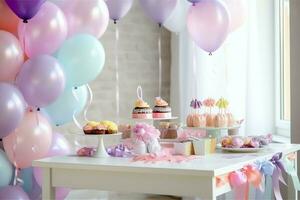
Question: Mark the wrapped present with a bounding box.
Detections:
[192,137,216,156]
[174,141,194,156]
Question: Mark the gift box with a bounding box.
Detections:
[192,137,216,156]
[174,141,194,156]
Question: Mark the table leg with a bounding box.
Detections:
[288,152,298,200]
[42,168,55,200]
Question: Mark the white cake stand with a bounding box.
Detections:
[80,133,122,158]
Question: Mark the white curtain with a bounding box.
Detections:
[170,0,275,135]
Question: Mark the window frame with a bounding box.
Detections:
[275,0,291,137]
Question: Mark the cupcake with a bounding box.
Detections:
[99,120,118,134]
[83,121,107,135]
[152,97,172,119]
[203,98,216,127]
[132,86,152,119]
[118,124,131,139]
[231,137,244,148]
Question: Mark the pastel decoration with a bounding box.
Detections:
[18,2,67,58]
[107,144,132,157]
[190,98,202,109]
[223,0,248,32]
[58,0,109,38]
[216,98,229,109]
[203,98,216,107]
[106,0,133,22]
[0,0,19,35]
[56,34,105,88]
[5,0,45,23]
[0,30,24,82]
[43,86,88,126]
[270,153,287,200]
[187,0,230,54]
[3,111,52,169]
[0,83,25,139]
[0,149,13,187]
[0,186,29,200]
[283,156,300,192]
[16,55,65,108]
[139,0,178,25]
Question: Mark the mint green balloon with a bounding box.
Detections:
[42,85,88,126]
[0,149,13,187]
[56,34,105,88]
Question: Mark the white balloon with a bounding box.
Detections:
[164,0,190,33]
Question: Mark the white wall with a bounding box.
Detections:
[57,1,171,135]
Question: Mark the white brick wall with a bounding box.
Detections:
[57,1,171,134]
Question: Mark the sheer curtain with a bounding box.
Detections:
[170,0,275,135]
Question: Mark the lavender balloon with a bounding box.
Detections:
[187,0,230,54]
[139,0,178,25]
[0,186,29,200]
[5,0,45,23]
[16,55,65,108]
[106,0,133,22]
[0,83,25,138]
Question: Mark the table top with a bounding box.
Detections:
[33,144,300,177]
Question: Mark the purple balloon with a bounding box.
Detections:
[16,55,65,108]
[139,0,178,25]
[0,83,25,138]
[0,186,29,200]
[106,0,133,22]
[4,0,46,23]
[187,0,230,54]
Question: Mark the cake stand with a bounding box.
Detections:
[81,133,122,158]
[182,125,241,138]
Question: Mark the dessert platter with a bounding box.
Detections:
[83,121,122,157]
[220,134,272,152]
[183,98,242,138]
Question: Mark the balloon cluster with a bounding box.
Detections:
[0,0,109,198]
[140,0,247,54]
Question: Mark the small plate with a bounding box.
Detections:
[221,147,265,153]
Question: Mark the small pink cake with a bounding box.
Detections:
[214,114,228,128]
[186,114,206,127]
[206,114,216,127]
[152,97,172,119]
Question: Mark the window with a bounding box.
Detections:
[275,0,290,137]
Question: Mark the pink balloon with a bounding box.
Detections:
[18,2,67,58]
[3,111,52,169]
[0,30,24,82]
[187,0,230,54]
[58,0,109,38]
[223,0,248,32]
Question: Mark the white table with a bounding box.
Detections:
[33,144,300,200]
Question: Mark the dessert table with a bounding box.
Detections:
[33,144,300,200]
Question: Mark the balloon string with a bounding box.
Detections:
[192,41,197,98]
[158,26,162,98]
[72,87,83,130]
[115,23,120,124]
[12,129,18,186]
[224,44,229,97]
[15,23,27,83]
[35,109,39,126]
[83,84,93,122]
